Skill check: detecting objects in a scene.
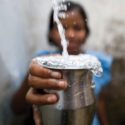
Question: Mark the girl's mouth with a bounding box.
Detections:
[67,44,80,54]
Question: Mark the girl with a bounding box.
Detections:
[11,1,112,125]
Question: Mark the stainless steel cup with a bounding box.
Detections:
[40,68,95,125]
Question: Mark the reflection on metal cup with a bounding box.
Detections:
[40,68,95,125]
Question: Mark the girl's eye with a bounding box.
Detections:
[63,25,68,30]
[74,25,85,31]
[74,25,82,31]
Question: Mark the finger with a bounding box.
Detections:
[28,75,67,90]
[26,88,58,105]
[29,62,62,79]
[33,105,42,125]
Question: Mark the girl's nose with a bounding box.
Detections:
[65,28,75,39]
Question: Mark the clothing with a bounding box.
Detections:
[86,50,112,96]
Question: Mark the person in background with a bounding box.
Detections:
[10,1,112,125]
[97,58,125,125]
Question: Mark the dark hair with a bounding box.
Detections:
[48,1,90,45]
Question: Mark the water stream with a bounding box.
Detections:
[52,0,69,58]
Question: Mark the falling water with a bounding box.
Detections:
[52,0,69,58]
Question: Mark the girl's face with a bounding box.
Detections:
[50,9,87,55]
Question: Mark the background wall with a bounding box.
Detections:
[0,0,30,90]
[0,0,125,90]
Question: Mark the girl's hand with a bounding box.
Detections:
[26,58,67,105]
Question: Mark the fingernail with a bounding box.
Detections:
[58,81,67,88]
[51,72,61,78]
[47,95,57,102]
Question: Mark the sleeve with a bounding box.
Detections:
[34,50,51,57]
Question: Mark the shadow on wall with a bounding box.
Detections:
[103,19,125,58]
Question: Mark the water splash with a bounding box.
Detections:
[52,0,69,58]
[36,54,103,77]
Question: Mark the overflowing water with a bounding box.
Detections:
[36,54,103,76]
